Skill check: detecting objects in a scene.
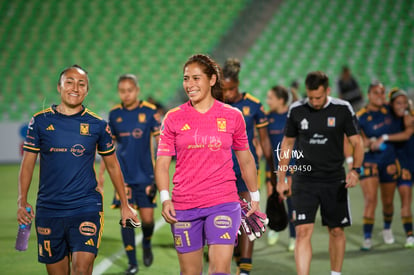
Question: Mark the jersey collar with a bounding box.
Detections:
[306,96,332,109]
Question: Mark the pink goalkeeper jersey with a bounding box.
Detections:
[157,100,249,210]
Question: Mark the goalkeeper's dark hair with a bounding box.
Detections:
[223,58,241,83]
[58,64,89,91]
[305,71,329,90]
[117,74,140,88]
[183,54,223,101]
[270,85,290,105]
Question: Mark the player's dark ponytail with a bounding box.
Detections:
[183,54,223,101]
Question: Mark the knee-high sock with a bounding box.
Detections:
[402,216,413,236]
[142,222,154,249]
[363,217,374,239]
[383,212,393,230]
[239,258,252,274]
[122,226,137,265]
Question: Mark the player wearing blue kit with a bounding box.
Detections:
[222,58,275,275]
[372,88,414,248]
[17,65,138,275]
[265,85,296,250]
[99,74,160,274]
[356,81,399,250]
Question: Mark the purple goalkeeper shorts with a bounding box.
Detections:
[171,202,241,254]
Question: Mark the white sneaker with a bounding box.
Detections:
[267,230,279,245]
[405,236,414,248]
[360,238,372,251]
[288,237,295,252]
[382,229,395,244]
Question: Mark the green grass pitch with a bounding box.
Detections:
[1,163,413,274]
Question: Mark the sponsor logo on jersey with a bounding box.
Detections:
[116,116,123,123]
[132,128,143,138]
[84,238,95,246]
[327,117,336,127]
[220,232,231,240]
[49,147,68,153]
[181,123,191,131]
[46,124,55,131]
[242,106,250,116]
[214,215,232,229]
[217,118,226,132]
[80,123,89,135]
[79,222,97,236]
[300,118,309,130]
[174,222,191,229]
[309,133,328,144]
[138,113,146,123]
[37,227,51,235]
[71,144,86,157]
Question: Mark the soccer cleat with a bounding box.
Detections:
[143,247,153,267]
[382,229,395,244]
[404,236,414,248]
[288,237,296,252]
[360,238,372,251]
[267,230,279,245]
[125,264,138,275]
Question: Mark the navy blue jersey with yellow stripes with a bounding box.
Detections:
[357,104,397,165]
[108,101,160,185]
[229,92,268,173]
[23,105,115,217]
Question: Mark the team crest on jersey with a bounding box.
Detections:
[138,113,146,123]
[217,118,227,132]
[116,116,123,123]
[80,123,89,135]
[327,117,336,127]
[242,106,250,116]
[300,118,309,130]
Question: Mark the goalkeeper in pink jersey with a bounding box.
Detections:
[155,54,264,275]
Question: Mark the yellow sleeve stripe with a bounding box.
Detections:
[256,121,269,128]
[244,93,261,103]
[141,100,157,110]
[23,145,40,152]
[33,107,54,117]
[98,147,115,155]
[110,104,123,111]
[84,109,103,120]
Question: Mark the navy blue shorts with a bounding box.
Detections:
[35,212,103,264]
[111,183,157,209]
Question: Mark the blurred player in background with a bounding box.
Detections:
[356,81,399,250]
[155,54,262,275]
[265,85,296,251]
[337,66,364,112]
[99,74,160,274]
[277,71,363,275]
[17,65,138,275]
[370,88,414,248]
[222,58,275,275]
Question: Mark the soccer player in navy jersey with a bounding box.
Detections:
[265,85,296,250]
[222,58,275,275]
[277,71,364,275]
[17,65,139,275]
[99,74,160,274]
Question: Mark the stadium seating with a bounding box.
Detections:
[0,0,413,122]
[239,0,414,101]
[0,0,249,122]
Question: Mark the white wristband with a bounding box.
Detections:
[345,156,354,165]
[382,134,389,141]
[250,190,260,202]
[159,190,170,204]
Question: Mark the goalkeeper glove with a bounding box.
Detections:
[239,198,269,241]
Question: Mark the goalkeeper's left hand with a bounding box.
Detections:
[239,198,269,241]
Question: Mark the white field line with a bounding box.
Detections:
[93,218,167,275]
